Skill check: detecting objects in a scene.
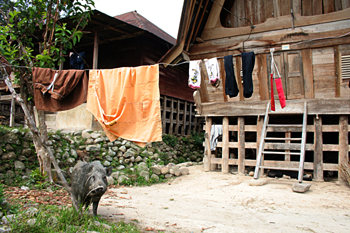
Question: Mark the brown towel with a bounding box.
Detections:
[0,55,12,76]
[33,67,88,111]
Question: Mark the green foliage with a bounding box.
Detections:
[26,168,49,189]
[162,134,178,147]
[0,0,95,83]
[7,205,140,233]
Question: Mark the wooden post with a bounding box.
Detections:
[302,49,314,99]
[339,115,349,184]
[238,116,245,174]
[204,117,212,171]
[93,29,99,69]
[256,116,265,176]
[285,132,291,161]
[169,98,174,134]
[188,104,193,135]
[9,95,15,127]
[162,96,167,134]
[222,117,229,173]
[314,115,324,181]
[175,99,180,135]
[182,101,188,136]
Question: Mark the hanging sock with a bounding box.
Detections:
[224,55,239,97]
[241,51,255,98]
[270,48,286,111]
[188,60,201,89]
[204,57,220,86]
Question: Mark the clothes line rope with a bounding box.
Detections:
[1,29,349,72]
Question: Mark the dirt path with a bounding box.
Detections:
[98,165,350,233]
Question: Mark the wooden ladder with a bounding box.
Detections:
[254,101,308,183]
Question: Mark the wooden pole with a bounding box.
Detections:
[9,95,15,127]
[204,117,212,171]
[222,117,229,173]
[93,29,99,69]
[238,116,245,174]
[314,115,324,181]
[339,115,349,184]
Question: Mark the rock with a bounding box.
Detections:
[124,149,136,158]
[139,171,150,181]
[18,155,27,161]
[108,149,116,157]
[5,144,14,151]
[248,171,255,176]
[161,166,169,174]
[151,166,161,175]
[106,176,114,185]
[2,214,17,224]
[111,172,120,179]
[14,161,25,170]
[67,158,75,164]
[86,144,101,152]
[21,186,30,191]
[102,223,112,230]
[249,179,268,186]
[103,161,111,167]
[118,175,129,184]
[180,167,189,175]
[150,174,159,182]
[25,207,38,216]
[119,146,127,153]
[165,174,173,179]
[27,219,37,226]
[174,166,181,176]
[90,133,101,139]
[94,138,104,143]
[282,175,291,179]
[105,155,113,162]
[0,133,20,144]
[70,149,78,158]
[292,182,311,193]
[6,170,14,178]
[135,156,143,163]
[0,226,11,232]
[1,152,16,160]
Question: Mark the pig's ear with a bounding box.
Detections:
[106,166,113,176]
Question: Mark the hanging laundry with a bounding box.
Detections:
[70,52,86,70]
[33,67,88,111]
[0,55,12,76]
[224,55,239,97]
[241,51,255,98]
[270,48,286,111]
[204,57,220,86]
[210,124,223,151]
[188,60,201,89]
[87,64,162,146]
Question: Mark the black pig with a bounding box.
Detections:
[71,161,112,216]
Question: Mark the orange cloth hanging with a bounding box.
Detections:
[87,64,162,147]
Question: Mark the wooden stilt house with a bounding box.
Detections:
[160,0,350,182]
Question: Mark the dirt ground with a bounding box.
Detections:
[98,165,350,233]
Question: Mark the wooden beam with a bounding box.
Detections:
[314,115,324,181]
[238,116,245,174]
[204,117,213,171]
[198,61,210,102]
[201,8,350,41]
[93,29,99,69]
[222,117,229,173]
[218,58,228,102]
[334,46,341,97]
[197,99,350,117]
[257,54,269,100]
[339,115,349,184]
[162,96,167,134]
[302,48,314,99]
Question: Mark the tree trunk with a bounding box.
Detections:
[0,67,79,212]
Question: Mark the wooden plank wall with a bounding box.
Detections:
[203,114,350,181]
[225,0,350,28]
[160,95,204,136]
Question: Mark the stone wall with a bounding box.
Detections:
[0,127,204,185]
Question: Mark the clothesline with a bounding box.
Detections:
[1,29,350,72]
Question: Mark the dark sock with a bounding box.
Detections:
[242,52,255,98]
[224,55,239,98]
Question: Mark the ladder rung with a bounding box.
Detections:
[267,124,303,127]
[259,166,299,171]
[265,137,302,141]
[262,150,301,155]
